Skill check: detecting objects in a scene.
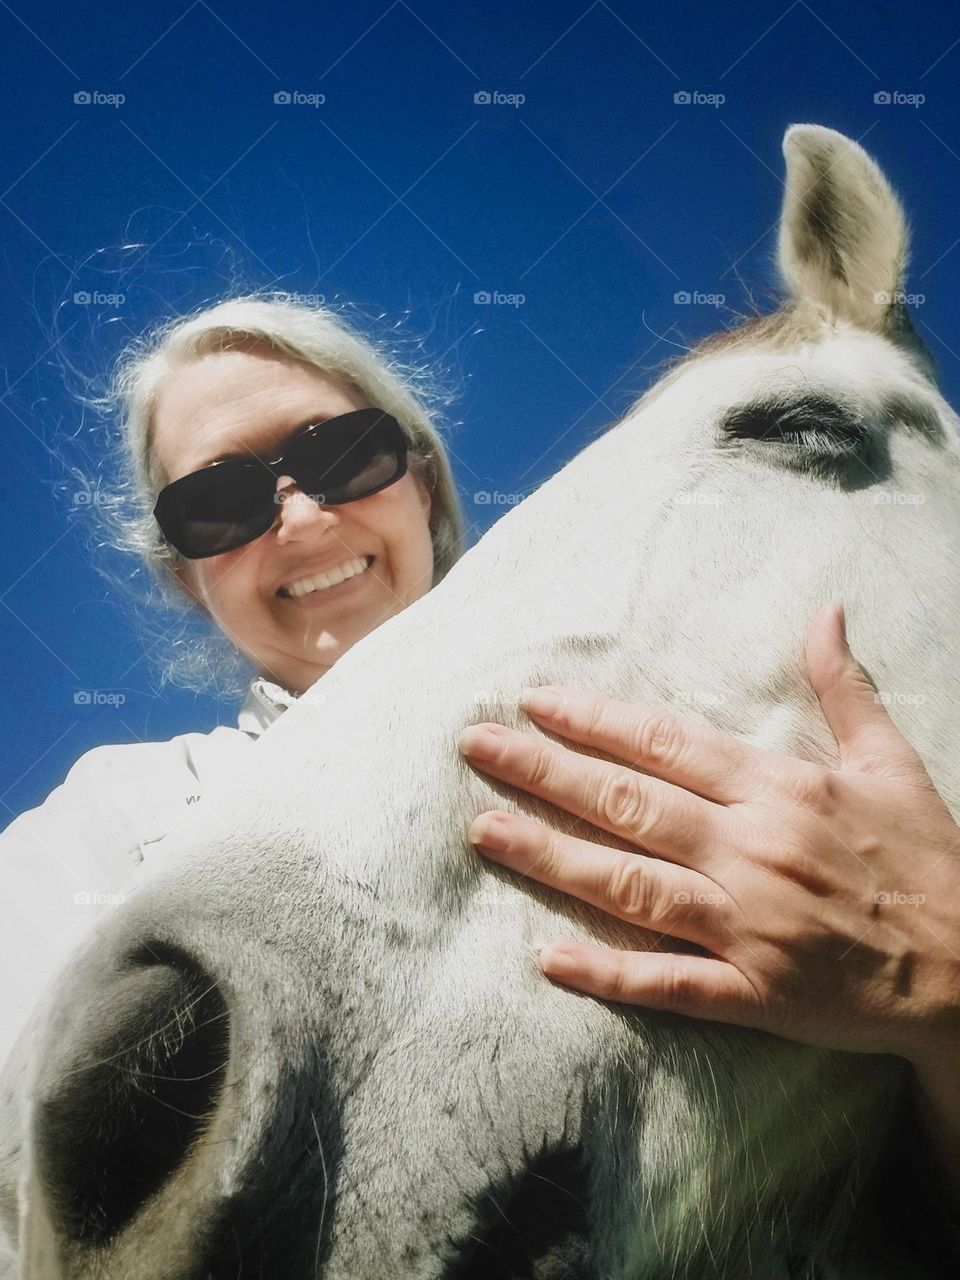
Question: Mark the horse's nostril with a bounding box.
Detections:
[446,1146,594,1280]
[34,941,230,1245]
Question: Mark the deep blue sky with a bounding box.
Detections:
[1,0,958,822]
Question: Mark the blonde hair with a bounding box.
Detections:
[89,294,467,697]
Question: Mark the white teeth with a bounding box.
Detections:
[284,556,371,598]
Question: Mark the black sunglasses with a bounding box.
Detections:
[154,407,409,559]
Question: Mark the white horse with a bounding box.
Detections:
[2,124,959,1280]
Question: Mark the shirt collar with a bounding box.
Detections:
[237,676,300,738]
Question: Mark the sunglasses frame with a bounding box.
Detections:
[153,408,409,560]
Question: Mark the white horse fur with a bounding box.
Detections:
[2,124,959,1279]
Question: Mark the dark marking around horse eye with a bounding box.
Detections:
[721,394,868,455]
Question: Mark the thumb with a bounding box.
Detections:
[805,601,923,777]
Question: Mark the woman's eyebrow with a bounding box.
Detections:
[200,412,335,467]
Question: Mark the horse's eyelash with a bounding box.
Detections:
[720,396,868,449]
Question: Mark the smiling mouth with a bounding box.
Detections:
[276,555,375,600]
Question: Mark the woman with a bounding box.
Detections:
[4,295,960,1258]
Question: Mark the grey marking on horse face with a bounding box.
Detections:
[713,387,947,492]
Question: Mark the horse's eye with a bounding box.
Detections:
[722,395,867,453]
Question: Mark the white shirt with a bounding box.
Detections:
[0,676,297,1071]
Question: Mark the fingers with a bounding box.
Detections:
[513,686,760,804]
[459,722,722,867]
[469,810,734,950]
[805,601,926,780]
[537,941,764,1027]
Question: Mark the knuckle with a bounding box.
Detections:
[636,712,685,769]
[525,745,558,791]
[528,834,562,881]
[783,765,838,816]
[581,695,615,740]
[593,958,630,1003]
[596,771,653,834]
[656,962,698,1011]
[608,861,655,921]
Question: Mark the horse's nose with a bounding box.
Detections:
[32,938,230,1246]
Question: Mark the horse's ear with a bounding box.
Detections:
[777,124,908,331]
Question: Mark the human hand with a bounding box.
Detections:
[458,603,960,1069]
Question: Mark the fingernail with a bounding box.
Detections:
[468,813,512,852]
[458,725,507,760]
[519,686,563,716]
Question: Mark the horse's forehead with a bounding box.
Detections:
[660,328,932,417]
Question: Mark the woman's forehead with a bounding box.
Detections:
[151,348,366,479]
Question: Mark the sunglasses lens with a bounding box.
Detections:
[293,413,406,503]
[157,466,275,559]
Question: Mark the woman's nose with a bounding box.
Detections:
[273,474,340,541]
